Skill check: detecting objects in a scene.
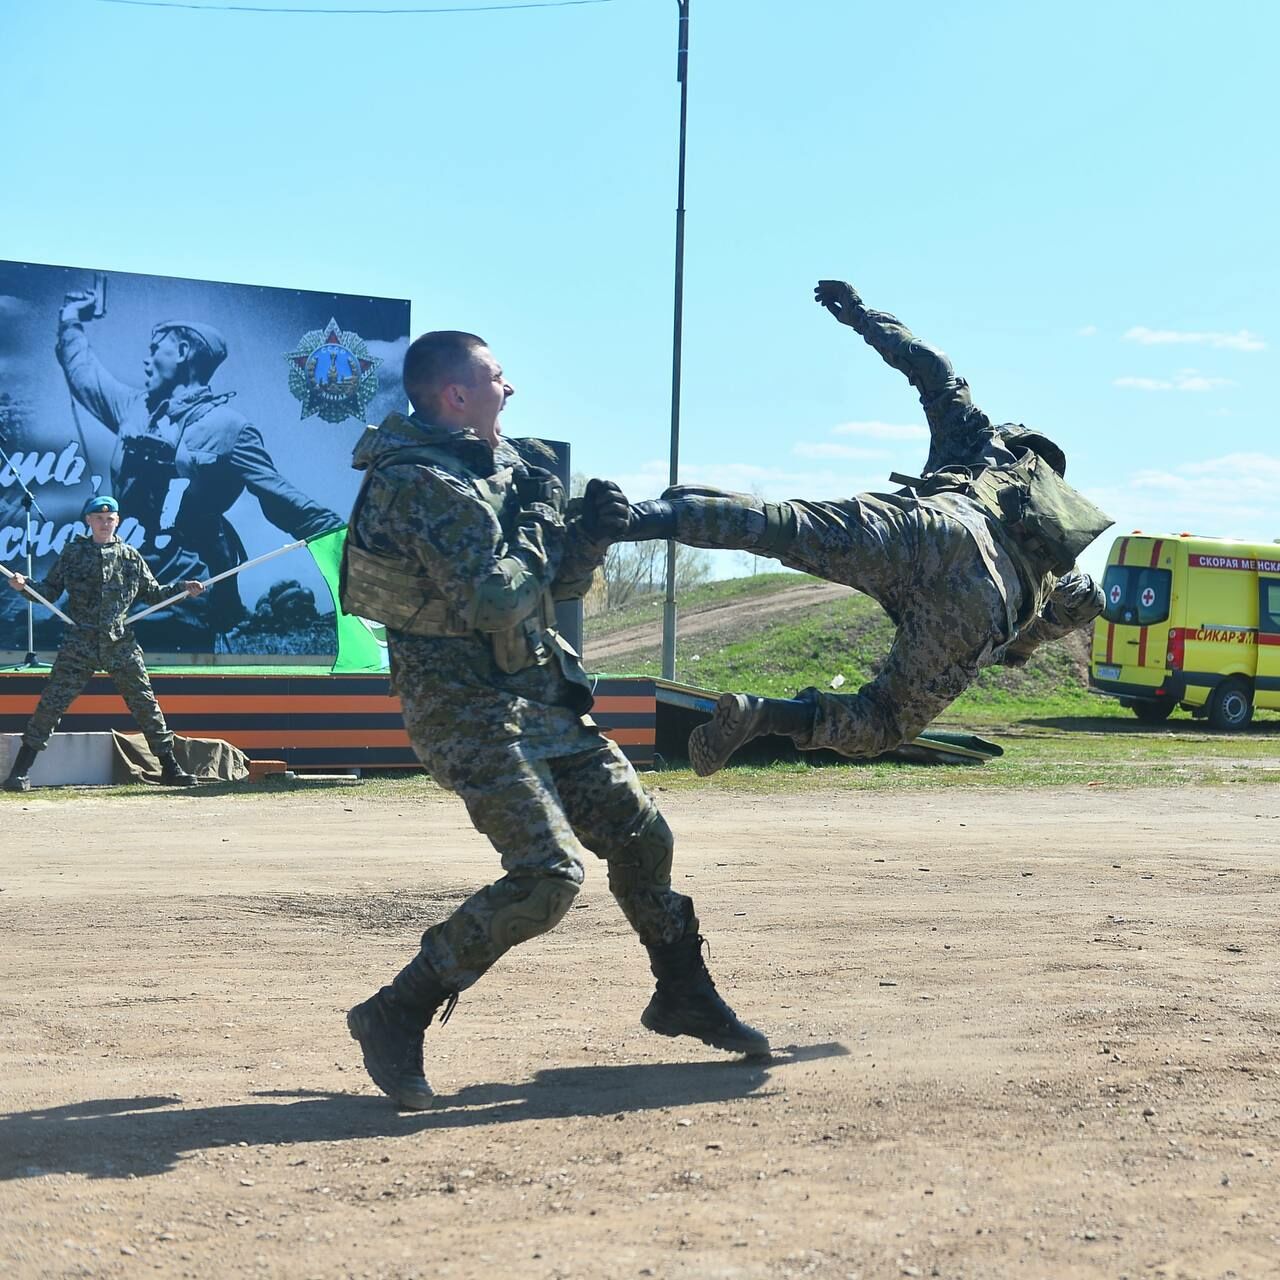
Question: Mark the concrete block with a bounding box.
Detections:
[0,733,115,788]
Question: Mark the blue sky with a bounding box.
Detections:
[3,0,1277,583]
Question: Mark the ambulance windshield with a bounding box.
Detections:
[1102,565,1171,626]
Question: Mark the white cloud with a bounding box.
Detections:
[830,420,929,442]
[792,441,890,461]
[1113,376,1172,391]
[1084,452,1280,557]
[1077,324,1098,338]
[1123,325,1266,352]
[1142,452,1280,486]
[1114,369,1235,392]
[610,457,886,504]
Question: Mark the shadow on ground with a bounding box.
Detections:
[1017,715,1280,736]
[0,1041,847,1181]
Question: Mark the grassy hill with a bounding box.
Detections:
[584,574,1112,725]
[586,573,807,639]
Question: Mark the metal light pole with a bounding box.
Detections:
[661,0,690,682]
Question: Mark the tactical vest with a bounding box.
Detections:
[341,440,560,674]
[890,450,1113,579]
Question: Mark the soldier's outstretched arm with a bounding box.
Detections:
[999,568,1105,666]
[132,550,178,608]
[20,542,70,606]
[233,426,344,539]
[55,296,138,434]
[814,280,1000,470]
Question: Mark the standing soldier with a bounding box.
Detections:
[601,280,1112,774]
[341,330,769,1109]
[3,496,204,791]
[56,291,341,647]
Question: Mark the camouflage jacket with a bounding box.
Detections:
[349,412,609,768]
[840,295,1101,634]
[30,535,172,642]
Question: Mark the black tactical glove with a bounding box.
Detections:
[580,478,632,542]
[814,279,863,326]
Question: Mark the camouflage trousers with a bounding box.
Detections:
[663,486,1014,759]
[22,632,173,754]
[399,708,692,992]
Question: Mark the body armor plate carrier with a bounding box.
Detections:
[891,450,1113,578]
[340,441,559,673]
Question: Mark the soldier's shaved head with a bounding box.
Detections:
[403,331,488,413]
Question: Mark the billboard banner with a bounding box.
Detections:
[0,260,409,661]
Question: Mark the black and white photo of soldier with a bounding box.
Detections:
[56,289,342,651]
[0,388,35,643]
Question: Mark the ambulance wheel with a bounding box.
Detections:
[1207,679,1253,731]
[1131,700,1174,724]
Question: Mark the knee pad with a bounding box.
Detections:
[487,873,580,950]
[606,805,675,901]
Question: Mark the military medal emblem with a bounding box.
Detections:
[284,319,382,424]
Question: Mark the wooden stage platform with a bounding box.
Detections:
[0,668,658,771]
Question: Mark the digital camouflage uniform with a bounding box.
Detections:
[58,319,340,640]
[651,292,1107,760]
[19,536,179,755]
[348,413,696,994]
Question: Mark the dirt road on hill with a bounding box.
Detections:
[3,782,1279,1280]
[585,581,852,665]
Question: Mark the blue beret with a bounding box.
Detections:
[83,495,119,516]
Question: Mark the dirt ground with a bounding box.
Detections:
[2,782,1279,1280]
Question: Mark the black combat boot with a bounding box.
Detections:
[347,957,458,1110]
[687,691,816,777]
[642,914,771,1058]
[157,751,198,787]
[3,744,38,793]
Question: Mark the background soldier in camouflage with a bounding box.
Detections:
[343,330,768,1110]
[3,496,204,791]
[606,280,1109,775]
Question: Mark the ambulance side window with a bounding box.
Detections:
[1101,566,1132,622]
[1261,579,1280,636]
[1136,568,1171,625]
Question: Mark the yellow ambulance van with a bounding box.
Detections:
[1089,533,1280,728]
